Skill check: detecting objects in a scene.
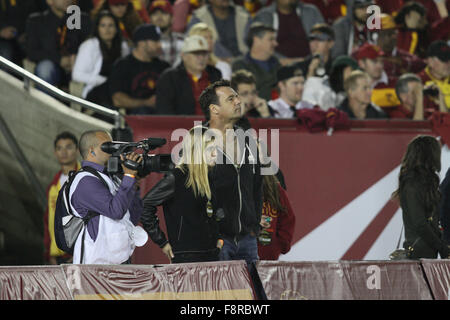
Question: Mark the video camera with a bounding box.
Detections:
[101,137,175,177]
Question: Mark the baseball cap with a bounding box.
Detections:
[380,13,396,30]
[309,23,335,41]
[331,55,359,72]
[427,40,450,62]
[182,35,209,53]
[132,24,161,43]
[148,0,173,15]
[277,65,305,82]
[353,43,384,60]
[108,0,128,5]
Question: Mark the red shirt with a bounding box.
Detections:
[276,10,310,58]
[187,70,210,115]
[375,0,404,15]
[301,0,345,24]
[382,48,426,78]
[257,184,296,260]
[415,0,450,24]
[385,104,413,119]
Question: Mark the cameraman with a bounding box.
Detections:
[69,130,144,264]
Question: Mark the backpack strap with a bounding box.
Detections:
[66,166,109,264]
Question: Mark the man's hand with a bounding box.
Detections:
[411,81,423,100]
[161,243,174,262]
[437,85,449,112]
[121,152,142,176]
[307,56,321,79]
[60,55,72,72]
[260,215,271,229]
[144,95,156,107]
[0,26,17,40]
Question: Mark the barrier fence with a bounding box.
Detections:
[0,260,449,300]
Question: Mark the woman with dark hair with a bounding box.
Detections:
[72,10,130,107]
[92,0,143,44]
[302,55,358,110]
[392,135,450,259]
[394,1,428,57]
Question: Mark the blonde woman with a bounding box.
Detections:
[188,22,232,80]
[141,126,222,263]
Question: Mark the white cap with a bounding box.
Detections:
[182,35,209,53]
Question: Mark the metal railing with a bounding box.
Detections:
[0,56,122,128]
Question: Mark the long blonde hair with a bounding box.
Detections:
[177,126,215,199]
[188,22,219,66]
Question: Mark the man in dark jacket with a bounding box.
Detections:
[25,0,92,86]
[156,35,222,115]
[338,69,388,119]
[199,79,263,264]
[232,23,280,101]
[0,0,41,65]
[439,168,450,246]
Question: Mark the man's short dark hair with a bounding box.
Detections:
[79,130,110,159]
[54,131,78,149]
[245,22,276,48]
[199,79,232,121]
[230,70,256,91]
[395,73,422,100]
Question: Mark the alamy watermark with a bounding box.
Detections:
[169,121,280,176]
[366,265,381,290]
[66,5,81,30]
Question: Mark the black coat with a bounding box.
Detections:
[155,62,222,115]
[400,175,449,259]
[439,168,450,245]
[25,9,92,64]
[208,134,263,242]
[141,168,220,256]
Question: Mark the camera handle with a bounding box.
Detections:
[123,159,140,170]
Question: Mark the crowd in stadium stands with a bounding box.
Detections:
[0,0,449,121]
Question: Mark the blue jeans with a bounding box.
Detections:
[219,234,259,265]
[35,59,62,86]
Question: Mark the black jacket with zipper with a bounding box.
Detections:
[400,174,449,259]
[141,167,220,255]
[208,131,263,242]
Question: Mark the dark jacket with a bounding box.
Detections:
[155,62,222,115]
[207,127,263,242]
[141,167,220,256]
[338,98,388,119]
[439,168,450,245]
[400,175,449,259]
[0,0,40,34]
[25,9,92,64]
[231,53,280,101]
